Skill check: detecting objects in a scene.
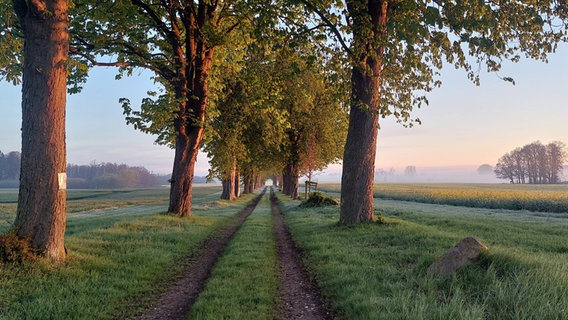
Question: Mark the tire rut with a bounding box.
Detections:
[270,188,334,320]
[138,187,267,320]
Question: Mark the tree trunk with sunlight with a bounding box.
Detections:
[339,0,385,224]
[163,2,215,217]
[13,0,69,261]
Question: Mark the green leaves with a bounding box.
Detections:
[306,0,568,125]
[0,0,22,85]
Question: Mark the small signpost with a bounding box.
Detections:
[304,181,318,199]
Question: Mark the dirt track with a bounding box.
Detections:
[270,188,334,320]
[137,187,333,319]
[138,189,266,320]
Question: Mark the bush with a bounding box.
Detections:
[300,192,339,208]
[0,231,36,265]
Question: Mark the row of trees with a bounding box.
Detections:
[495,141,566,184]
[0,152,171,188]
[0,151,20,181]
[67,162,163,189]
[204,34,348,200]
[1,0,567,262]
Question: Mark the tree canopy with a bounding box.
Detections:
[1,0,567,225]
[294,0,568,223]
[204,30,349,199]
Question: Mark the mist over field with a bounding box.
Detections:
[308,165,567,184]
[374,166,502,183]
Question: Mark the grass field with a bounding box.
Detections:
[0,186,260,319]
[279,189,568,319]
[320,183,568,213]
[1,184,567,319]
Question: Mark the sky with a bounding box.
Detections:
[1,43,567,182]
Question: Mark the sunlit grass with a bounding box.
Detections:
[320,183,568,213]
[188,194,279,319]
[0,187,223,233]
[3,184,567,319]
[279,192,568,319]
[0,186,262,319]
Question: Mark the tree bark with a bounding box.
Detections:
[234,168,241,198]
[243,173,254,194]
[340,0,386,224]
[221,178,235,200]
[282,169,290,195]
[13,0,69,262]
[168,127,202,216]
[220,160,236,200]
[282,163,299,199]
[167,2,215,217]
[253,174,262,190]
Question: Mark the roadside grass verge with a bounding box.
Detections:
[0,187,261,319]
[320,183,568,213]
[188,193,279,319]
[278,193,568,319]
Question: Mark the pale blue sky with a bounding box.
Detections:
[1,43,567,179]
[377,43,568,172]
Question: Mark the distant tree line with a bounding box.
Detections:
[0,151,21,181]
[0,150,183,189]
[66,162,164,189]
[494,141,567,184]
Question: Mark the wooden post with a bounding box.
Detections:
[304,181,319,200]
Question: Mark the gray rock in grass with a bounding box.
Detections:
[427,237,488,277]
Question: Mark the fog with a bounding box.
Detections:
[306,165,528,184]
[373,166,502,183]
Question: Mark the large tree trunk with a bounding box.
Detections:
[282,169,291,195]
[340,0,386,224]
[282,130,301,199]
[221,177,236,200]
[253,174,262,190]
[167,4,214,216]
[339,100,378,224]
[220,159,237,200]
[168,127,203,216]
[282,163,299,199]
[243,173,254,194]
[13,0,69,262]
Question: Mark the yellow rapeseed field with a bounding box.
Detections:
[321,183,568,213]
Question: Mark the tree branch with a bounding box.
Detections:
[224,21,239,35]
[298,0,352,55]
[69,47,133,67]
[130,0,176,45]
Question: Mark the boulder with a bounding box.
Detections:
[427,237,488,277]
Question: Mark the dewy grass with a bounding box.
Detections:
[188,193,279,320]
[278,192,568,320]
[0,187,223,233]
[0,187,260,319]
[320,183,568,213]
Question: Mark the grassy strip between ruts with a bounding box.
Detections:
[0,187,258,320]
[278,192,568,320]
[188,192,279,319]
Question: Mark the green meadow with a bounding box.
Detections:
[0,184,567,319]
[0,187,258,319]
[281,185,568,319]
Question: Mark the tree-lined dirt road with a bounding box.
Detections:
[138,187,332,319]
